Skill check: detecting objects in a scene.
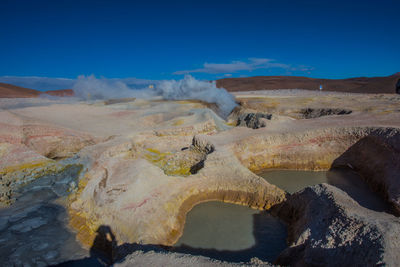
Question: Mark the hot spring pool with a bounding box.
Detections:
[173,201,287,262]
[259,169,328,194]
[259,168,389,212]
[173,168,390,263]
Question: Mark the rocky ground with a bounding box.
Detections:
[0,90,399,266]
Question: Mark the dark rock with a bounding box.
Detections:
[237,113,272,129]
[301,108,352,119]
[272,184,400,266]
[189,160,205,174]
[396,79,400,94]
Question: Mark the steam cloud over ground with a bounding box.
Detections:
[154,75,237,116]
[73,75,146,100]
[73,75,237,116]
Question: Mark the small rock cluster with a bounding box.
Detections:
[237,113,272,129]
[300,108,352,119]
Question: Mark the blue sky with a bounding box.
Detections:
[1,0,399,88]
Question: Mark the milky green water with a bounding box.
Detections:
[173,201,287,262]
[260,168,389,212]
[174,168,389,263]
[176,202,258,250]
[259,169,328,194]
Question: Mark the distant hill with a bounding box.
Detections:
[0,82,74,98]
[217,73,400,94]
[0,82,40,98]
[1,73,400,98]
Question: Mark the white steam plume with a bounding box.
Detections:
[73,75,141,99]
[154,75,236,116]
[73,75,237,116]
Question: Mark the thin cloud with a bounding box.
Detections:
[173,58,312,75]
[296,65,315,72]
[174,58,290,75]
[0,76,155,90]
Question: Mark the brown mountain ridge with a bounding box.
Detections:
[0,82,74,98]
[217,73,400,94]
[1,73,399,98]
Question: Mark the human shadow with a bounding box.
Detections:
[89,225,117,265]
[55,209,288,266]
[53,225,170,266]
[54,225,130,266]
[53,225,116,266]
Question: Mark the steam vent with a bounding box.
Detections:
[1,1,400,265]
[1,80,400,266]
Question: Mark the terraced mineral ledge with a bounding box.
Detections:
[0,91,400,266]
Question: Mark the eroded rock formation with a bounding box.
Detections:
[0,109,97,206]
[272,184,400,266]
[332,128,400,214]
[68,135,287,247]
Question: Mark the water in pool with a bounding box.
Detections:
[259,168,390,212]
[173,201,287,263]
[174,168,391,263]
[259,169,328,194]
